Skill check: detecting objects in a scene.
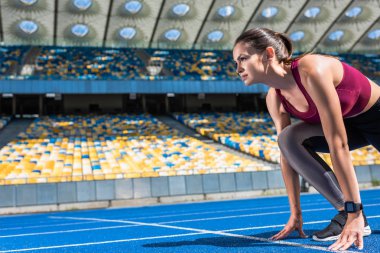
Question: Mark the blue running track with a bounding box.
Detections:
[0,189,379,253]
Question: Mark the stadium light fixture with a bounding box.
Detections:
[19,0,38,5]
[46,93,56,98]
[218,5,235,18]
[71,24,89,37]
[119,27,136,40]
[290,31,305,42]
[345,6,362,18]
[165,29,181,41]
[328,30,345,41]
[368,29,380,40]
[304,7,320,19]
[172,3,190,17]
[207,30,224,42]
[19,20,39,34]
[124,0,142,14]
[261,7,278,18]
[73,0,92,10]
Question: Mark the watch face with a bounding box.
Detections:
[346,202,355,212]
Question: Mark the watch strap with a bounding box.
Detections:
[344,201,363,213]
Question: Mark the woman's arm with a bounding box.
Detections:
[299,56,364,250]
[266,88,307,240]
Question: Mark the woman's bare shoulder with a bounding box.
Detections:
[297,54,340,69]
[296,54,341,79]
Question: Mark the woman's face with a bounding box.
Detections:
[232,42,265,86]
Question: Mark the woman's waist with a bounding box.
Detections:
[344,96,380,123]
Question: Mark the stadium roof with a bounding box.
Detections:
[0,0,379,53]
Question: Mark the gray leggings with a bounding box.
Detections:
[277,98,380,209]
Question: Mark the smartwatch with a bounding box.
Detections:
[344,201,363,213]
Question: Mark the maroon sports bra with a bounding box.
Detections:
[275,59,371,124]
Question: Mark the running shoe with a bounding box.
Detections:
[312,211,372,241]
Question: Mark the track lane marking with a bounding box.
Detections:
[0,215,356,253]
[1,207,379,238]
[1,198,379,231]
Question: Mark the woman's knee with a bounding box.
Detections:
[278,125,297,150]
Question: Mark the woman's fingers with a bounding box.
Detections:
[339,234,356,251]
[270,230,284,240]
[270,215,308,241]
[328,234,345,251]
[355,233,364,250]
[328,232,363,251]
[296,222,308,238]
[270,228,292,240]
[298,229,308,238]
[269,231,283,240]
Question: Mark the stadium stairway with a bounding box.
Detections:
[0,119,33,148]
[139,49,174,76]
[22,47,41,65]
[156,115,278,169]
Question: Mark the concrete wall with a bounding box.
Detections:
[185,94,237,112]
[63,94,123,113]
[1,165,379,213]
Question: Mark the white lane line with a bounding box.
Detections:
[1,205,293,231]
[4,213,379,239]
[125,201,333,221]
[1,198,378,232]
[158,210,291,224]
[225,214,380,232]
[1,203,378,239]
[0,204,293,231]
[0,232,202,253]
[0,224,139,238]
[139,204,380,225]
[9,216,355,253]
[0,221,99,232]
[366,215,380,219]
[5,213,380,252]
[85,199,380,222]
[1,203,379,239]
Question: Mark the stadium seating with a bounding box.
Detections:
[0,47,30,78]
[174,112,280,163]
[145,49,236,80]
[174,112,380,167]
[0,46,377,81]
[0,114,271,185]
[33,47,146,80]
[338,53,380,80]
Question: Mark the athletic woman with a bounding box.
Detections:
[233,27,379,251]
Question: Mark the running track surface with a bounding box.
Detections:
[0,189,379,253]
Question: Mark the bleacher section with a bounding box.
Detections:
[145,49,236,80]
[338,53,380,80]
[0,47,30,77]
[33,47,145,80]
[174,112,279,163]
[173,112,380,167]
[1,46,378,81]
[0,114,271,185]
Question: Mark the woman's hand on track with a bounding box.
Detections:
[328,212,365,251]
[270,214,308,240]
